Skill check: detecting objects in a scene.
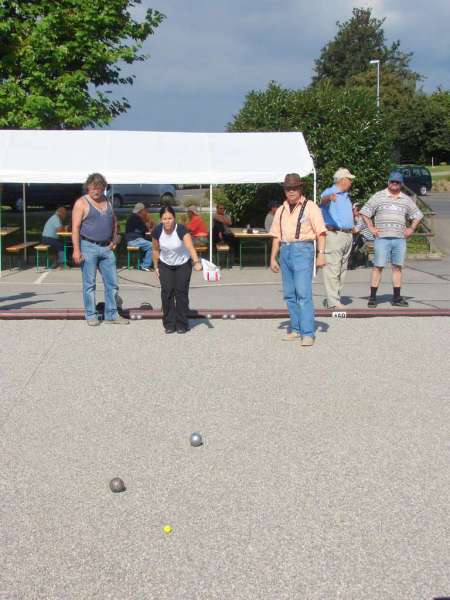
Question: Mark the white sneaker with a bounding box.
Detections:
[282,332,301,341]
[301,336,314,347]
[87,319,101,327]
[104,315,130,325]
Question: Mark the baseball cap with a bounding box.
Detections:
[132,202,146,213]
[388,171,404,184]
[333,168,355,182]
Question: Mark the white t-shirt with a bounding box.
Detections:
[154,223,190,266]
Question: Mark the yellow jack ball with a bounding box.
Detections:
[163,524,173,534]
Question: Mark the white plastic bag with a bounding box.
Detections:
[201,258,221,282]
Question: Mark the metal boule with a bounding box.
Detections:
[230,314,236,320]
[190,432,203,447]
[206,313,212,319]
[137,314,142,320]
[222,314,228,319]
[109,477,126,493]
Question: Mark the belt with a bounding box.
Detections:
[326,225,353,233]
[280,240,313,245]
[80,235,111,246]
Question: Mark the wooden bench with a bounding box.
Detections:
[126,245,141,270]
[34,244,51,271]
[194,244,208,259]
[5,241,38,268]
[215,242,230,268]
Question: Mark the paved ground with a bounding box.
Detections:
[1,317,450,599]
[1,254,449,313]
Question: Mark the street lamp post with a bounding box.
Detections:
[369,59,380,110]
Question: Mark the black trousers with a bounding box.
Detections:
[159,260,192,329]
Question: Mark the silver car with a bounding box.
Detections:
[106,183,177,208]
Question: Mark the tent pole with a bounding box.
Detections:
[312,167,317,277]
[209,184,213,262]
[313,167,317,204]
[0,187,2,278]
[23,183,27,264]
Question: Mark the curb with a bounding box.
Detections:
[0,308,449,320]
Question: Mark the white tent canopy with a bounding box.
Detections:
[0,130,314,184]
[0,129,316,274]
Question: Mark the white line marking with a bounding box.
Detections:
[34,271,50,285]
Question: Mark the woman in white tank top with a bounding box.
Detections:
[152,205,202,334]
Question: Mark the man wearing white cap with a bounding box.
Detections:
[125,203,154,271]
[320,167,356,309]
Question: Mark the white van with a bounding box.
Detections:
[106,184,177,208]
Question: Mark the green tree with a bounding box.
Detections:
[424,89,450,163]
[0,0,164,128]
[313,7,419,87]
[225,82,394,224]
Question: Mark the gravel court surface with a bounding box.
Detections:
[1,318,450,599]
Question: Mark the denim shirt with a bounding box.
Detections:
[320,184,354,229]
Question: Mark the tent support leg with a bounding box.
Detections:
[23,183,27,265]
[0,189,2,278]
[209,185,213,263]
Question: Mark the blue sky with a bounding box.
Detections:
[109,0,450,132]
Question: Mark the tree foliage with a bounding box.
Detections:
[0,0,164,128]
[313,7,419,87]
[312,6,450,164]
[225,82,394,224]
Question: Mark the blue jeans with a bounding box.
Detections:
[374,237,406,267]
[42,236,65,265]
[80,239,118,321]
[280,241,315,337]
[127,237,153,268]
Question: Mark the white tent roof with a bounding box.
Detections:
[0,130,314,185]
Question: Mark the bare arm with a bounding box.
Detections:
[315,232,327,268]
[320,193,337,206]
[362,214,379,237]
[270,237,281,273]
[405,217,422,238]
[71,198,85,264]
[214,213,232,226]
[152,238,160,277]
[183,233,202,270]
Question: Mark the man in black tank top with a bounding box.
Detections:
[72,173,129,326]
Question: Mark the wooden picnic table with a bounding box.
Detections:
[230,227,272,268]
[0,227,20,273]
[57,231,73,269]
[0,226,20,237]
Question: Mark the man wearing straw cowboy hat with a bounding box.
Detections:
[270,173,327,347]
[320,167,356,309]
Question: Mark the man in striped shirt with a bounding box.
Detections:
[360,171,423,307]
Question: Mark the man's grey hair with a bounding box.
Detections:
[84,172,107,191]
